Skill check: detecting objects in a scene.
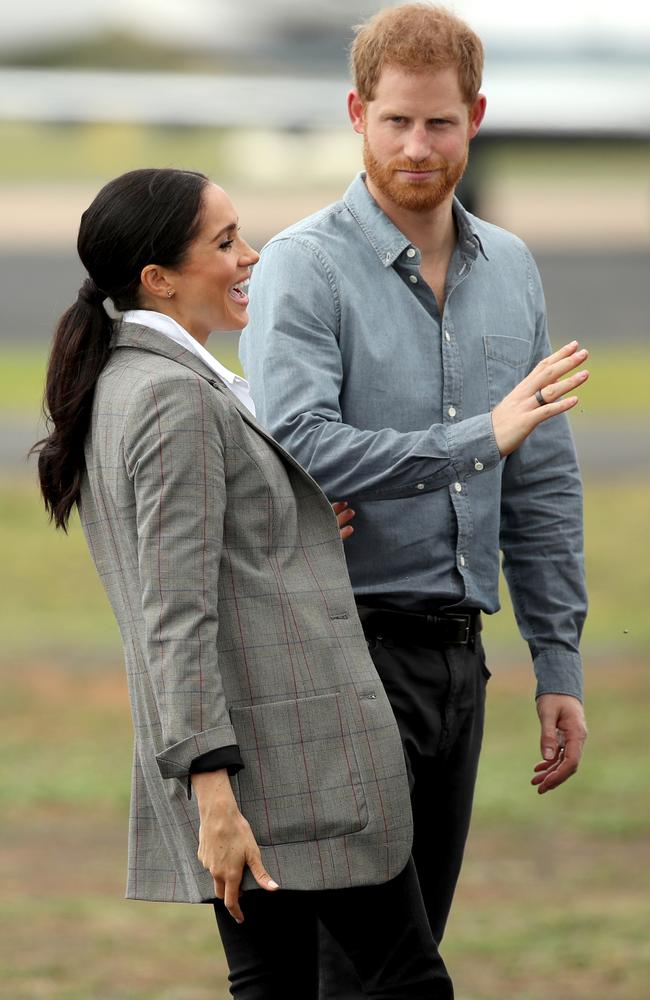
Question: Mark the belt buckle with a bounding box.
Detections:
[446,613,471,645]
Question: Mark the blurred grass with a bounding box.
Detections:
[1,342,648,418]
[0,122,230,182]
[1,474,648,660]
[485,140,650,182]
[0,122,648,184]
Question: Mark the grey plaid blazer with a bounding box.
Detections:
[80,322,412,903]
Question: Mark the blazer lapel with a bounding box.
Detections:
[114,322,331,499]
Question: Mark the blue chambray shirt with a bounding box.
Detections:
[240,173,586,701]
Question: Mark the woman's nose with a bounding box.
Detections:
[242,241,260,266]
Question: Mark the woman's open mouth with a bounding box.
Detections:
[229,279,250,306]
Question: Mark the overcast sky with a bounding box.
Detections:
[3,0,650,50]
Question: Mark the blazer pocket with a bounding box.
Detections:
[483,335,532,409]
[230,693,369,846]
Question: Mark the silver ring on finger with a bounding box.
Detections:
[535,388,548,406]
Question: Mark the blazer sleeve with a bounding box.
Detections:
[123,372,238,781]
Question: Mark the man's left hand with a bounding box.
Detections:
[532,694,588,794]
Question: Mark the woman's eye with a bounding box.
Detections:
[219,239,234,251]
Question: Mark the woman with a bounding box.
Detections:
[34,168,588,999]
[33,168,443,999]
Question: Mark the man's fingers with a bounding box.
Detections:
[539,720,560,763]
[535,348,589,390]
[538,370,589,406]
[213,876,225,900]
[533,754,578,793]
[534,395,580,422]
[526,347,587,398]
[532,739,582,793]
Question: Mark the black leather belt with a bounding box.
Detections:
[356,604,482,648]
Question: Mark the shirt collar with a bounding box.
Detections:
[342,172,488,266]
[122,309,245,386]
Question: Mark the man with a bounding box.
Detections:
[240,4,588,995]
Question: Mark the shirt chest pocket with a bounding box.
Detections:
[483,335,532,409]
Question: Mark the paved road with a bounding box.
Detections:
[1,246,648,344]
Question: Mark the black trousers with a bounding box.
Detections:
[318,629,489,999]
[213,857,452,999]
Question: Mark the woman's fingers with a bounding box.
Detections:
[224,873,245,924]
[333,500,356,541]
[213,876,225,900]
[247,851,280,892]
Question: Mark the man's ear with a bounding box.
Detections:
[347,90,366,134]
[140,264,174,301]
[468,94,487,139]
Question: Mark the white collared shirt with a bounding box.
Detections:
[122,309,255,416]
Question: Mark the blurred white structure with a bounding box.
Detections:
[1,60,649,138]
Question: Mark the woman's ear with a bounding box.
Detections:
[140,264,174,302]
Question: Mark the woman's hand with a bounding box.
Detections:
[491,341,589,458]
[191,770,279,922]
[332,500,356,540]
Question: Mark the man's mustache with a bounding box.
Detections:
[389,159,449,172]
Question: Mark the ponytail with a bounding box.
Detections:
[33,279,113,531]
[32,167,209,531]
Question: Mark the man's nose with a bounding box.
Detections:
[402,126,431,163]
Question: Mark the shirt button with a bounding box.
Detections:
[416,482,425,490]
[448,406,456,418]
[444,330,451,342]
[406,247,416,258]
[459,554,466,567]
[474,459,484,471]
[409,274,418,284]
[454,482,462,493]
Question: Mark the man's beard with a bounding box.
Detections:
[363,135,468,212]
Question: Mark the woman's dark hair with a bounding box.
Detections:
[33,167,209,530]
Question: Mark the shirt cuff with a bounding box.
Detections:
[190,745,244,776]
[186,745,244,800]
[533,649,584,702]
[446,412,501,481]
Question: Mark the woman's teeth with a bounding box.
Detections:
[229,280,249,304]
